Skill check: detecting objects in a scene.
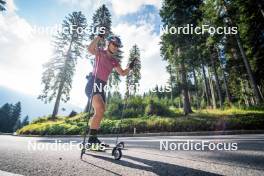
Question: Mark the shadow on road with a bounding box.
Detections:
[204,149,264,170]
[81,159,122,176]
[81,153,221,176]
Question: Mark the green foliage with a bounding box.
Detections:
[17,107,264,135]
[89,4,112,41]
[0,102,22,133]
[106,95,175,119]
[145,99,174,117]
[0,0,6,11]
[159,0,264,112]
[126,44,141,96]
[38,11,87,118]
[14,0,264,135]
[105,92,123,119]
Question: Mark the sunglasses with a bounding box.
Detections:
[111,42,119,48]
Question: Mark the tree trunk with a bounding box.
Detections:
[178,98,181,109]
[169,65,173,102]
[180,61,192,115]
[210,48,223,107]
[240,78,251,107]
[223,3,263,104]
[192,67,199,109]
[217,48,232,105]
[258,3,264,18]
[201,61,211,107]
[178,48,192,115]
[52,80,64,119]
[230,47,239,60]
[234,34,262,104]
[208,69,217,109]
[258,85,264,100]
[52,40,73,118]
[222,67,232,105]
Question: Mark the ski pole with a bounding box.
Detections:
[81,49,101,158]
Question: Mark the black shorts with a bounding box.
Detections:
[85,73,106,103]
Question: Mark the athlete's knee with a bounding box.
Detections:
[96,107,105,116]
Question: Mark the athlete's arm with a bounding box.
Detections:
[115,66,130,76]
[87,36,102,55]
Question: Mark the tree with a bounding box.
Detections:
[14,115,29,131]
[126,44,141,96]
[12,102,21,131]
[160,0,202,114]
[0,102,21,133]
[21,115,29,126]
[89,4,112,43]
[166,64,176,102]
[177,48,193,114]
[207,0,264,104]
[216,46,232,105]
[0,0,6,11]
[199,0,264,106]
[14,119,22,131]
[38,11,87,119]
[87,4,124,105]
[210,46,224,108]
[0,103,12,132]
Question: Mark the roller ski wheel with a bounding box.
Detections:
[112,147,122,160]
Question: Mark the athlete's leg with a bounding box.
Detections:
[90,94,105,129]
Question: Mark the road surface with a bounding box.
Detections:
[0,134,263,176]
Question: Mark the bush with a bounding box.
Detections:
[106,95,146,119]
[105,102,122,118]
[31,116,49,124]
[17,107,264,135]
[145,99,174,116]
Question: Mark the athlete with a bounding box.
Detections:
[86,35,135,146]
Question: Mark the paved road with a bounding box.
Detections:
[0,134,263,176]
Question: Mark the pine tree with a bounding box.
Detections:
[14,119,22,131]
[21,115,29,126]
[0,103,12,132]
[222,1,263,104]
[0,0,6,11]
[88,4,123,104]
[160,0,203,114]
[38,11,87,119]
[89,4,112,42]
[0,102,21,133]
[11,102,21,131]
[126,44,141,96]
[201,0,264,105]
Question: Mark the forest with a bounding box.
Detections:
[1,0,263,134]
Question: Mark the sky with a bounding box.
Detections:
[0,0,169,109]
